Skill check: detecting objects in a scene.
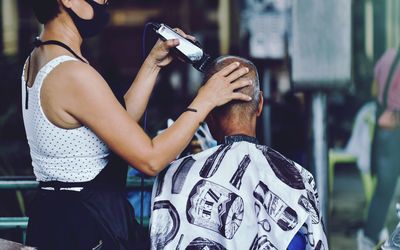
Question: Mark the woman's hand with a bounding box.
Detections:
[194,62,252,110]
[147,28,196,68]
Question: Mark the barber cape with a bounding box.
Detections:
[150,135,328,250]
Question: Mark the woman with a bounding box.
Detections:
[23,0,251,249]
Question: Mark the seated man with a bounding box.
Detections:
[150,56,328,250]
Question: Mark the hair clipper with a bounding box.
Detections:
[153,23,213,72]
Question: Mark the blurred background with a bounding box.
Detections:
[0,0,399,249]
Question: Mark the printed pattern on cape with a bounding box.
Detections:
[150,141,328,250]
[151,201,180,250]
[186,179,244,239]
[184,237,227,250]
[256,145,305,190]
[253,181,298,231]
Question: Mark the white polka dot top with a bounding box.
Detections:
[21,55,110,182]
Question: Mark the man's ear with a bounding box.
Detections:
[256,91,263,117]
[205,114,215,132]
[205,113,219,140]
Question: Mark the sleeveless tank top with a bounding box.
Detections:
[22,55,110,182]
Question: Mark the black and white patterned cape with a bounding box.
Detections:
[150,137,328,250]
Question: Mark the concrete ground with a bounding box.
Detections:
[329,165,400,250]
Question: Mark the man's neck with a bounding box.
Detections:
[218,116,257,141]
[222,127,256,138]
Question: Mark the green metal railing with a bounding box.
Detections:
[0,176,154,242]
[0,217,151,230]
[0,180,38,190]
[0,176,155,190]
[0,217,29,230]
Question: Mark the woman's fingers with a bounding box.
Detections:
[219,62,241,77]
[227,67,249,82]
[148,39,178,67]
[230,92,253,101]
[149,26,194,67]
[230,79,252,91]
[199,63,253,108]
[173,28,196,43]
[186,35,196,42]
[163,39,180,50]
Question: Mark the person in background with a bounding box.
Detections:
[358,47,400,249]
[23,0,252,249]
[150,56,327,250]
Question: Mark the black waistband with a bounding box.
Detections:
[39,180,91,189]
[38,153,128,190]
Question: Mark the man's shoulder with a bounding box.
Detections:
[170,146,221,166]
[168,142,316,191]
[255,144,315,190]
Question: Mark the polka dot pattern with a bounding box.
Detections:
[21,56,110,182]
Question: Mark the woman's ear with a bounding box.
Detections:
[256,91,264,117]
[59,0,72,8]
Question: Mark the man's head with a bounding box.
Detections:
[203,56,263,142]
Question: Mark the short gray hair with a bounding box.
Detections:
[203,55,261,119]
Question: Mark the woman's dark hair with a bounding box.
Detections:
[31,0,61,24]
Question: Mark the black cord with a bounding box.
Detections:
[139,22,158,226]
[141,22,160,131]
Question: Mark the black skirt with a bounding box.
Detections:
[26,154,149,250]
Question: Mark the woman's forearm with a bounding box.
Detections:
[124,57,161,121]
[144,97,213,175]
[120,61,250,175]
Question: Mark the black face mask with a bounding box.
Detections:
[65,0,110,38]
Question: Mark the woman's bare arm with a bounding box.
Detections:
[124,30,198,122]
[123,39,173,122]
[54,60,250,176]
